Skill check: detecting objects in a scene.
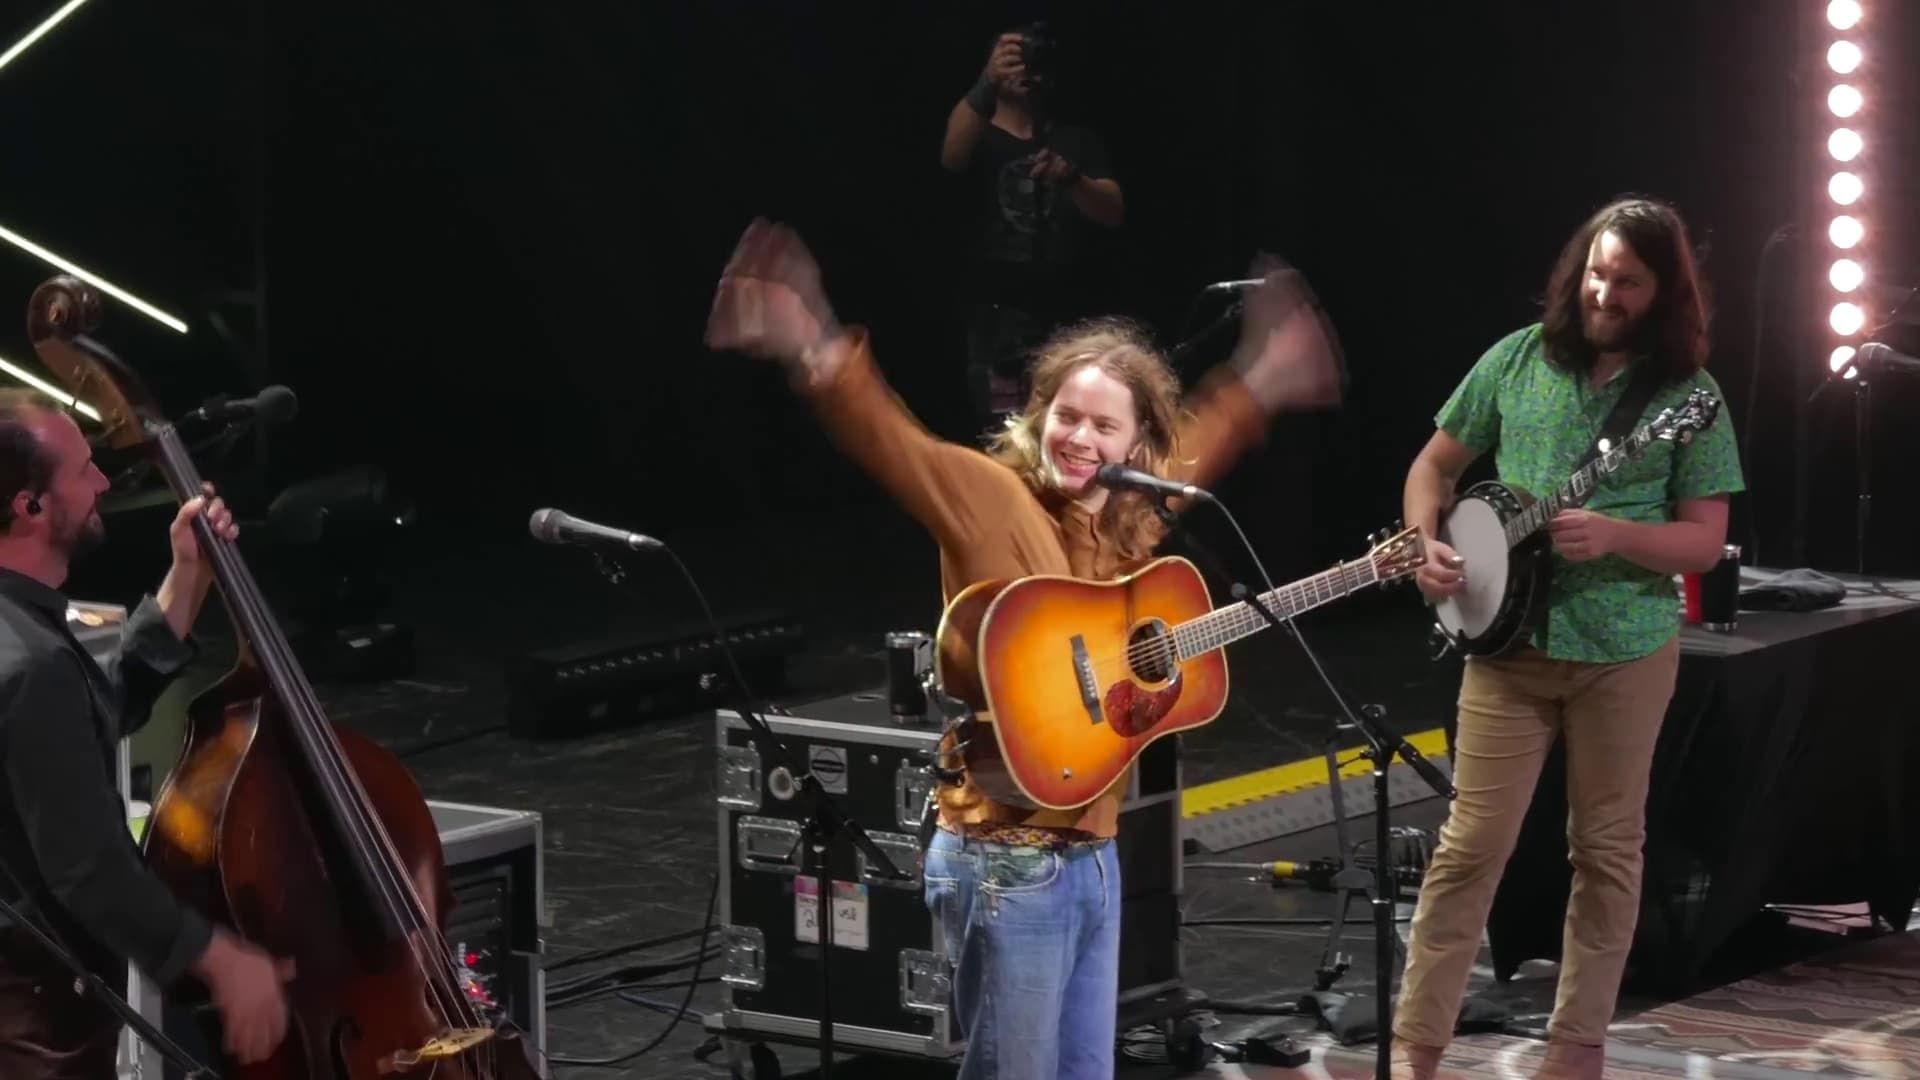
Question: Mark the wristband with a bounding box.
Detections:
[965,78,996,118]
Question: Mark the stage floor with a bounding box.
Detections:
[1301,921,1920,1078]
[142,502,1920,1078]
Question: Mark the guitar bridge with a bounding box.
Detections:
[1071,635,1104,726]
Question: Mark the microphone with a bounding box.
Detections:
[185,385,298,425]
[529,508,664,552]
[1093,462,1213,503]
[1857,342,1920,376]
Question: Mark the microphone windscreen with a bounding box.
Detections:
[529,508,561,542]
[255,384,299,424]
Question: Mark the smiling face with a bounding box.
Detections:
[1039,363,1141,508]
[1581,228,1659,353]
[22,408,109,559]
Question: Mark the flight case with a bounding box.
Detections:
[702,688,1187,1072]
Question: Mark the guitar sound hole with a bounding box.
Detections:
[1127,621,1175,684]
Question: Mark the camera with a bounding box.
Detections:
[1013,21,1056,99]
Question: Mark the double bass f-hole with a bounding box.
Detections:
[26,275,542,1079]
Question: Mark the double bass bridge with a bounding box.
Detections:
[379,1027,496,1072]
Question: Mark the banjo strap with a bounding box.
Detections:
[1574,357,1663,473]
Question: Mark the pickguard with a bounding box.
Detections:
[1103,673,1184,737]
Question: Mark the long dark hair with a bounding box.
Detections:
[1540,196,1711,384]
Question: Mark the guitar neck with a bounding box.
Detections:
[1172,557,1381,660]
[1502,424,1655,547]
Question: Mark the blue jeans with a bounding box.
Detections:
[923,828,1122,1079]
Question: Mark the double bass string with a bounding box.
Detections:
[155,428,498,1070]
[175,438,502,1078]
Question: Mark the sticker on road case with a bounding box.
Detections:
[795,876,869,951]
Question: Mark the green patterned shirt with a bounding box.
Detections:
[1436,323,1746,663]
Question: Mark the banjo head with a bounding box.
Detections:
[1434,490,1516,640]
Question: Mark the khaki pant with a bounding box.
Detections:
[1395,633,1680,1048]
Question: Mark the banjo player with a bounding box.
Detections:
[1386,196,1746,1080]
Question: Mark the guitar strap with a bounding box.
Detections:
[1574,356,1663,473]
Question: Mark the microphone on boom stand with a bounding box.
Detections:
[527,506,908,1080]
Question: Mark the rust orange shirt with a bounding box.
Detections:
[802,328,1270,837]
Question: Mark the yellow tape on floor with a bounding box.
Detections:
[1181,727,1451,818]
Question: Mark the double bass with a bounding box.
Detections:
[27,275,543,1079]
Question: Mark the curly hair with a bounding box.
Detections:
[984,316,1189,564]
[1540,195,1713,384]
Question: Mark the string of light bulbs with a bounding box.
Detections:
[1822,1,1869,379]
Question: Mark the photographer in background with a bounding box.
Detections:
[941,23,1124,437]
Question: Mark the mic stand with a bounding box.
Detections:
[0,879,220,1078]
[1168,297,1245,368]
[1148,498,1455,1080]
[1854,373,1870,575]
[1802,367,1875,574]
[587,548,908,1080]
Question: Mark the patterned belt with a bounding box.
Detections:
[961,823,1106,850]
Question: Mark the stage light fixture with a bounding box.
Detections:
[0,0,93,78]
[1808,0,1886,578]
[0,351,100,420]
[0,222,188,333]
[1820,3,1870,366]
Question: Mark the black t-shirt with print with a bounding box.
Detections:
[962,121,1112,314]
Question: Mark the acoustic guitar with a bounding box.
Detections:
[934,526,1425,810]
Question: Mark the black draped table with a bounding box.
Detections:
[1483,569,1920,993]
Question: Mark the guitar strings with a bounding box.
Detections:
[1096,565,1377,672]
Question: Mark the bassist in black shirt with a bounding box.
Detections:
[0,390,289,1078]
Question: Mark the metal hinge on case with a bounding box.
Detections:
[899,948,951,1015]
[894,761,935,831]
[736,816,804,874]
[720,925,765,990]
[716,744,762,809]
[856,831,924,890]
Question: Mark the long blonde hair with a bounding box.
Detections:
[985,316,1189,564]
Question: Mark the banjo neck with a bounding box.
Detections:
[1501,423,1661,548]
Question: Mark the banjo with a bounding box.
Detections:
[1431,388,1721,656]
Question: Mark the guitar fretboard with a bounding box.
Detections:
[1171,556,1382,661]
[1501,425,1657,547]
